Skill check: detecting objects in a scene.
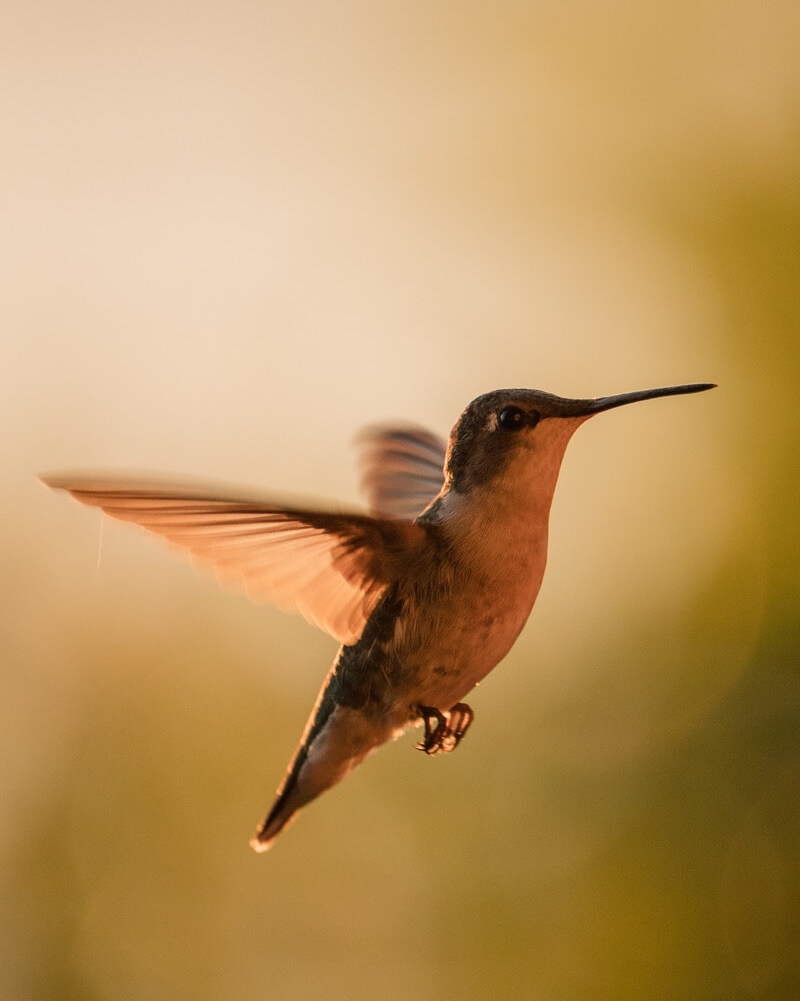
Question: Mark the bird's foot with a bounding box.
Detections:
[417,706,447,754]
[447,703,474,748]
[416,702,474,755]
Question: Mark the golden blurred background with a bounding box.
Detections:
[2,2,798,998]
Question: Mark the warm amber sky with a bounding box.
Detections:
[2,3,798,1000]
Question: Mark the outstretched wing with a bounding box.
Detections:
[41,475,430,646]
[356,425,447,520]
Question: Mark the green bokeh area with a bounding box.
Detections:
[3,3,799,1000]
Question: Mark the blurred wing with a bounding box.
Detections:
[42,475,430,646]
[356,425,447,520]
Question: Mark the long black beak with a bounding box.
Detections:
[578,382,716,417]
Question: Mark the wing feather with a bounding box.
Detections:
[41,475,430,645]
[356,425,446,520]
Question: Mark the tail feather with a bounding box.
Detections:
[249,700,391,853]
[250,809,298,852]
[249,749,309,852]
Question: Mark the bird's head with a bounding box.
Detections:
[444,383,715,495]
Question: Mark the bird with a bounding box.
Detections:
[41,381,714,851]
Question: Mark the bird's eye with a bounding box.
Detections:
[497,406,527,431]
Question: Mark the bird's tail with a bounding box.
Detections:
[249,715,318,853]
[249,701,390,853]
[249,785,301,852]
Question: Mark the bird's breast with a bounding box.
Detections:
[336,482,554,719]
[390,513,549,711]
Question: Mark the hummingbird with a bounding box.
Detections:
[41,381,714,851]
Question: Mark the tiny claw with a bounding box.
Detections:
[416,705,447,754]
[447,702,474,748]
[415,702,474,755]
